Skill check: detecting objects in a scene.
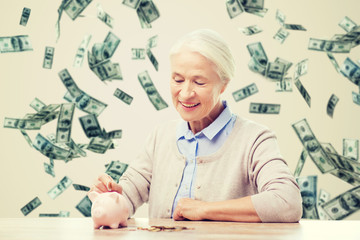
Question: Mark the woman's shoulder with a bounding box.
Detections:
[234,115,271,133]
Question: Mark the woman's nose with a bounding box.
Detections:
[179,82,194,98]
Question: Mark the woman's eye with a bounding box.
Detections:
[195,81,205,85]
[174,78,183,83]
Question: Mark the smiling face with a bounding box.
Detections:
[170,47,227,132]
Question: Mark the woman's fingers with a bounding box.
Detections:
[89,173,123,194]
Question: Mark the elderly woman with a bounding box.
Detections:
[89,29,302,223]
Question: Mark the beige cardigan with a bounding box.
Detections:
[119,116,302,222]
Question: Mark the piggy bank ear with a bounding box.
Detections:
[108,192,119,203]
[88,191,100,202]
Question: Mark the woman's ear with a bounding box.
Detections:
[220,81,228,94]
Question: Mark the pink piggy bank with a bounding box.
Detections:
[88,191,129,229]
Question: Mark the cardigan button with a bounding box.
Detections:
[196,185,201,189]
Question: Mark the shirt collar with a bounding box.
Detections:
[176,101,233,141]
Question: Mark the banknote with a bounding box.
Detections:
[97,3,113,28]
[317,189,332,220]
[39,211,70,217]
[44,162,55,177]
[0,35,33,53]
[73,184,90,191]
[244,8,268,17]
[30,98,46,112]
[30,104,60,121]
[137,0,160,24]
[226,0,244,19]
[322,185,360,220]
[138,71,168,110]
[114,88,133,105]
[326,94,339,118]
[294,59,308,80]
[273,28,289,44]
[67,91,107,117]
[33,133,71,160]
[47,176,73,200]
[275,57,293,73]
[132,48,145,59]
[147,35,158,49]
[275,78,293,92]
[292,119,336,173]
[58,69,83,98]
[265,62,286,81]
[249,103,280,114]
[352,92,360,107]
[275,9,285,25]
[122,0,141,9]
[4,117,42,130]
[232,83,258,102]
[340,57,360,86]
[330,169,360,186]
[136,7,152,28]
[103,129,122,139]
[59,211,70,217]
[296,175,319,219]
[79,114,103,138]
[21,197,41,216]
[89,58,123,81]
[64,0,92,20]
[294,149,308,177]
[102,31,121,59]
[42,46,54,69]
[146,48,159,71]
[343,139,359,161]
[66,138,87,157]
[284,23,306,31]
[247,42,268,69]
[339,16,357,33]
[20,130,33,148]
[294,79,311,107]
[86,137,112,154]
[308,38,352,53]
[105,160,129,183]
[248,57,266,75]
[326,52,340,73]
[73,34,92,67]
[19,7,31,26]
[239,25,262,36]
[56,103,75,143]
[76,196,92,217]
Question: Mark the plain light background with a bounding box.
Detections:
[0,0,359,220]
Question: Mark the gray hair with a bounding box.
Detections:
[169,29,235,84]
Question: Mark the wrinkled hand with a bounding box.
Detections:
[88,173,123,195]
[173,198,207,221]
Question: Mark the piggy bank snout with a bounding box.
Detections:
[92,206,106,219]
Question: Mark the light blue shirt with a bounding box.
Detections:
[171,101,237,216]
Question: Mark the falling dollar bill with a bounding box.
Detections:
[42,46,54,69]
[47,176,72,200]
[242,0,264,10]
[326,94,339,118]
[294,79,311,107]
[343,139,359,161]
[86,137,112,154]
[245,8,268,17]
[239,25,262,36]
[30,98,46,112]
[339,16,358,33]
[326,52,341,73]
[147,35,158,49]
[283,23,306,31]
[79,114,103,138]
[122,0,141,9]
[308,38,351,53]
[275,9,286,25]
[3,117,42,130]
[294,59,309,80]
[89,58,123,81]
[232,83,258,102]
[73,34,92,67]
[317,189,332,220]
[294,149,308,177]
[33,133,71,160]
[103,129,122,139]
[249,103,280,114]
[76,196,92,217]
[21,197,42,216]
[137,0,160,24]
[226,0,244,19]
[73,184,90,191]
[138,70,168,110]
[105,160,129,183]
[275,57,293,73]
[39,211,70,217]
[247,42,268,75]
[20,130,33,148]
[64,0,92,20]
[340,57,360,86]
[352,92,360,106]
[114,88,133,105]
[19,7,31,26]
[131,48,145,59]
[146,48,159,71]
[97,3,113,28]
[265,62,286,81]
[297,175,319,219]
[275,78,293,92]
[44,162,55,177]
[322,185,360,220]
[273,28,289,44]
[0,35,33,53]
[58,69,83,98]
[56,103,75,143]
[292,119,336,173]
[136,7,152,28]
